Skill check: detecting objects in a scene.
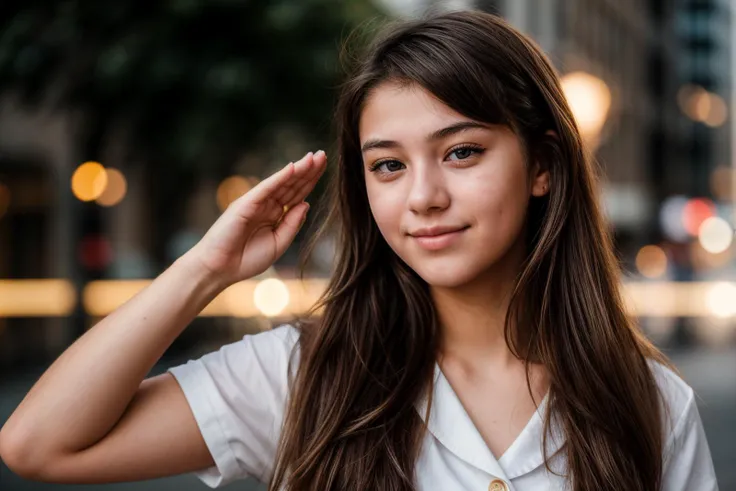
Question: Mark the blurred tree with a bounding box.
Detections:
[0,0,384,171]
[0,0,386,338]
[0,0,385,253]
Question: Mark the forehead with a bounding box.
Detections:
[359,82,468,142]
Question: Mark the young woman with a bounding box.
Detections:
[0,10,718,491]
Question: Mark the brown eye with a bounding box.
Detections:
[452,148,473,159]
[447,145,483,161]
[370,160,405,174]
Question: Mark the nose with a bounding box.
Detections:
[406,162,450,214]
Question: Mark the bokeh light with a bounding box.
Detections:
[703,93,728,127]
[0,280,76,317]
[706,282,736,318]
[253,278,290,316]
[698,217,733,254]
[636,245,668,278]
[95,168,128,207]
[688,87,711,121]
[682,198,716,237]
[678,84,729,127]
[72,162,108,202]
[78,235,114,271]
[659,195,689,242]
[217,175,253,212]
[560,71,612,139]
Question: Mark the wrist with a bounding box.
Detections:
[175,249,231,300]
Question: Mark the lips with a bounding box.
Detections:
[409,225,469,251]
[409,225,469,238]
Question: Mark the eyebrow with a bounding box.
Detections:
[360,121,491,153]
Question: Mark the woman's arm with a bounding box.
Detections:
[0,150,325,483]
[0,255,222,481]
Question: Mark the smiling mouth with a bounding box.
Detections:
[411,226,469,250]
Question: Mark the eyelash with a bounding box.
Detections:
[368,144,485,175]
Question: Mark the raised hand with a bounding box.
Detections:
[188,150,327,287]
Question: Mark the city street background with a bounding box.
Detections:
[1,0,735,489]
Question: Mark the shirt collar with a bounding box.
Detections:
[414,363,566,480]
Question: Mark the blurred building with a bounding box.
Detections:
[674,0,733,198]
[476,0,734,346]
[0,98,218,369]
[0,97,80,366]
[475,0,687,254]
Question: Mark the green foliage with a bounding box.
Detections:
[0,0,387,171]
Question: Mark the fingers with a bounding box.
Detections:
[272,201,310,257]
[271,152,320,204]
[227,150,325,227]
[246,151,316,205]
[282,150,327,207]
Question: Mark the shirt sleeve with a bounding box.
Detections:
[167,324,300,488]
[661,391,719,491]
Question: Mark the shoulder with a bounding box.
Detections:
[649,360,719,488]
[649,360,694,417]
[168,323,302,404]
[246,323,301,358]
[231,323,303,380]
[222,322,301,362]
[648,360,697,448]
[165,324,303,486]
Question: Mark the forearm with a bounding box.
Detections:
[0,252,223,457]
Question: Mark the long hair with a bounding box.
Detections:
[269,10,669,491]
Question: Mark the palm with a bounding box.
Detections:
[192,151,326,284]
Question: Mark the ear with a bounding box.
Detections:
[530,130,554,197]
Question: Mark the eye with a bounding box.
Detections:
[369,160,405,175]
[447,144,484,161]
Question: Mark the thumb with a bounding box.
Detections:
[273,202,310,255]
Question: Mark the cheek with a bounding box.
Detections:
[465,169,530,239]
[366,187,403,240]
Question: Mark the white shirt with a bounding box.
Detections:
[167,325,719,490]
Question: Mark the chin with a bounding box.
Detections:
[409,261,489,289]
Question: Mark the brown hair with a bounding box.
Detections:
[270,10,669,491]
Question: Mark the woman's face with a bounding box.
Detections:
[359,81,549,288]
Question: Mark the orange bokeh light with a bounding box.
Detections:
[72,162,108,202]
[95,168,128,207]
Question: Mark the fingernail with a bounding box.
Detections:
[300,203,310,224]
[315,150,324,157]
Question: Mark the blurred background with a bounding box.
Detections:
[0,0,734,489]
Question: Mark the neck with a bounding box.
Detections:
[432,241,526,368]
